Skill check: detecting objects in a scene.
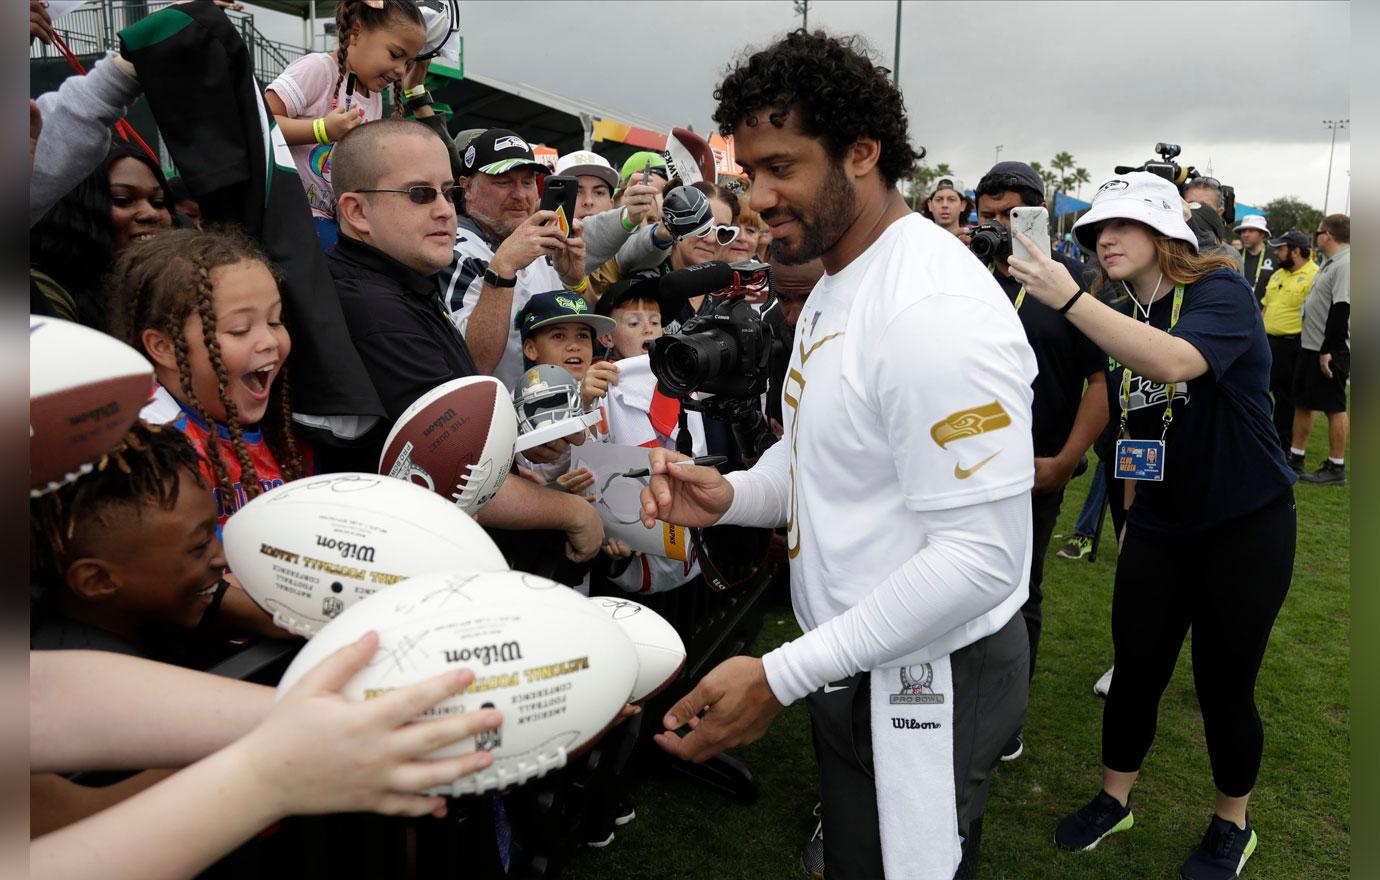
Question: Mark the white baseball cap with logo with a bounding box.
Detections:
[554,151,619,192]
[1233,214,1270,236]
[1072,171,1198,252]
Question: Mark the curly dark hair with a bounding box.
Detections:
[712,29,922,186]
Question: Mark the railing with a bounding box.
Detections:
[29,0,307,84]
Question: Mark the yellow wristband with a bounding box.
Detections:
[313,117,330,145]
[570,275,590,294]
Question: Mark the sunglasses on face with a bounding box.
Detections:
[356,185,460,205]
[694,223,741,246]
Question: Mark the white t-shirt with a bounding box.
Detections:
[267,53,383,220]
[722,213,1038,704]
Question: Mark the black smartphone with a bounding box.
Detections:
[538,174,579,237]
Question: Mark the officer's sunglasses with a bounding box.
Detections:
[356,185,460,205]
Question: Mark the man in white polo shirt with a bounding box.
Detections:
[639,31,1037,880]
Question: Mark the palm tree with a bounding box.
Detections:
[1073,166,1091,200]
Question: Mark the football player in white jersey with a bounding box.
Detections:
[640,30,1038,880]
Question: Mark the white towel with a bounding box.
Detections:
[870,659,961,879]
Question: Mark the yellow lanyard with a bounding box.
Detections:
[1118,285,1185,440]
[988,263,1026,311]
[1249,249,1268,286]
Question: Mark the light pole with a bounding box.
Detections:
[995,144,1004,164]
[1322,119,1347,215]
[893,0,902,85]
[793,0,808,30]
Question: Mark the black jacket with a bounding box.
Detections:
[324,235,477,469]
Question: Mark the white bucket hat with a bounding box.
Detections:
[1072,171,1198,253]
[1233,214,1270,236]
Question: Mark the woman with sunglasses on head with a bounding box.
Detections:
[1007,172,1296,880]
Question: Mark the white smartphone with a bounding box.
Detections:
[1010,206,1051,263]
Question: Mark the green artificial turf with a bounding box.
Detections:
[566,417,1349,879]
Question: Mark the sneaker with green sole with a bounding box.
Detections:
[1180,814,1257,879]
[1057,535,1093,560]
[1055,790,1133,851]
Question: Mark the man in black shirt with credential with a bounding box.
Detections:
[972,161,1109,762]
[1234,214,1274,304]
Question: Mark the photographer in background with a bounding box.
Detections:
[1234,214,1274,303]
[974,161,1108,762]
[1182,178,1244,271]
[1261,230,1319,453]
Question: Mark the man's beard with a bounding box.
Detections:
[467,200,528,241]
[765,162,856,265]
[1280,254,1296,270]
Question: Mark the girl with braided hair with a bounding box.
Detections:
[265,0,425,248]
[108,227,309,531]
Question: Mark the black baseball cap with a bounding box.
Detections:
[1267,230,1310,250]
[595,275,663,318]
[516,291,616,340]
[461,128,548,177]
[980,161,1044,198]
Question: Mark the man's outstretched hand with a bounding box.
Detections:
[653,656,783,763]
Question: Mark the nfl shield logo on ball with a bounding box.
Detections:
[322,596,344,619]
[890,664,944,704]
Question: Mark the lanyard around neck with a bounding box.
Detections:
[988,262,1025,311]
[1250,249,1268,286]
[1118,284,1185,440]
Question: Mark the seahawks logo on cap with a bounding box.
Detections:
[555,295,588,313]
[464,145,476,168]
[494,135,530,152]
[1097,180,1130,195]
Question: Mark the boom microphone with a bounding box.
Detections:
[659,261,736,302]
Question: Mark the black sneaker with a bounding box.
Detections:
[1054,790,1133,852]
[1000,730,1024,762]
[1180,814,1258,879]
[1286,452,1305,475]
[800,803,824,879]
[1299,460,1346,486]
[613,795,636,827]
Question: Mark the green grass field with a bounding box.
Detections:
[566,417,1349,880]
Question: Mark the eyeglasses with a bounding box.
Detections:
[694,223,741,246]
[356,185,459,205]
[1315,228,1328,236]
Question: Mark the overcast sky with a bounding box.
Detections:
[255,0,1351,212]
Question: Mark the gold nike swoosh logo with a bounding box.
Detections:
[954,451,1001,480]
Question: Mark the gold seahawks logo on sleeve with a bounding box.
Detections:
[930,401,1011,448]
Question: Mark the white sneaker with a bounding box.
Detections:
[1093,666,1114,697]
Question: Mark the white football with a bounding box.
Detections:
[585,596,686,702]
[275,590,639,796]
[29,316,153,497]
[222,473,508,637]
[379,376,518,516]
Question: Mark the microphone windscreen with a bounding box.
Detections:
[659,261,735,302]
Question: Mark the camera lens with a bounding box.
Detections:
[651,333,734,397]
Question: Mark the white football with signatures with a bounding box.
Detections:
[584,596,686,702]
[222,473,508,637]
[275,571,639,796]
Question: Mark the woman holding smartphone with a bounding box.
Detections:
[1007,172,1296,880]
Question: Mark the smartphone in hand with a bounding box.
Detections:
[539,175,579,237]
[1010,205,1051,263]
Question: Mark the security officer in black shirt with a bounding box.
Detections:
[973,162,1109,761]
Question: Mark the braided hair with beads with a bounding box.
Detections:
[107,227,305,513]
[332,0,424,119]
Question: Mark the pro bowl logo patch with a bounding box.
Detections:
[890,664,945,705]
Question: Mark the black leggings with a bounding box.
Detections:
[1101,489,1296,797]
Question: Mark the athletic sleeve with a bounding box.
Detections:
[761,491,1029,705]
[266,52,337,118]
[869,294,1036,512]
[1171,271,1259,380]
[1322,301,1350,354]
[719,433,791,528]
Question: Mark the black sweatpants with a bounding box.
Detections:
[1101,489,1296,797]
[1019,488,1065,682]
[805,614,1028,879]
[1268,333,1301,450]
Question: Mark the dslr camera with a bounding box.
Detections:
[649,260,777,400]
[966,221,1011,262]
